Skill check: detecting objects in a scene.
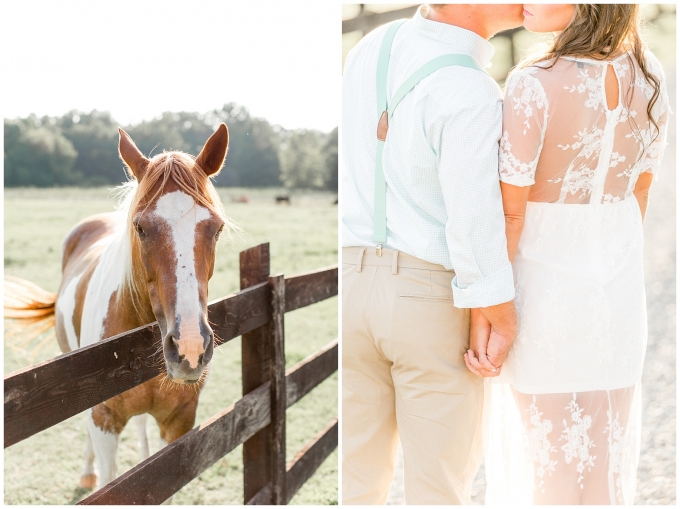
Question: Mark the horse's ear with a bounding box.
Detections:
[196,123,229,177]
[118,128,150,181]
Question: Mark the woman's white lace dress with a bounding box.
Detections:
[485,51,669,504]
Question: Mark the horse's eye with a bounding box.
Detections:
[215,225,224,240]
[134,222,146,238]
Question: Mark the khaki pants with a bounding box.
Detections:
[342,247,483,505]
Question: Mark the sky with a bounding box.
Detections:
[1,0,339,131]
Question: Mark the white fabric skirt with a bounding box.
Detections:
[484,197,646,505]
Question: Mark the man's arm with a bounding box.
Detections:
[434,82,518,376]
[465,179,529,376]
[435,84,516,311]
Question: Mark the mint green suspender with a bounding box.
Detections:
[373,20,484,255]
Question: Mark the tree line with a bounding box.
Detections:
[4,104,338,190]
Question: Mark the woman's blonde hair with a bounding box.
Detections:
[519,5,661,142]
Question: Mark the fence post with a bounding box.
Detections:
[240,243,273,504]
[269,274,286,504]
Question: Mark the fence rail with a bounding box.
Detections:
[4,243,338,505]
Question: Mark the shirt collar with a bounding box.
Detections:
[412,5,495,69]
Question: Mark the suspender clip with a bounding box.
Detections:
[376,244,383,257]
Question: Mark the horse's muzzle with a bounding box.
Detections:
[162,328,214,382]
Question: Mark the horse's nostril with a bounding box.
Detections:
[177,354,185,364]
[198,354,204,365]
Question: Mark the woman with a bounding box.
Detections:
[464,4,669,504]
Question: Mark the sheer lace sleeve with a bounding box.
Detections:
[640,57,670,177]
[499,68,548,187]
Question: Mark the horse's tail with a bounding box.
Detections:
[4,276,57,340]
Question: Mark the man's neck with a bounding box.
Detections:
[424,5,493,40]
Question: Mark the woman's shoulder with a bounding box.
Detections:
[506,57,595,99]
[504,63,555,99]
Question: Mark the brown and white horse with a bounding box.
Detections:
[5,124,232,492]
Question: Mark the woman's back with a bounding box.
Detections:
[500,51,669,204]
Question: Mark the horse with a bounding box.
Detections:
[5,124,233,493]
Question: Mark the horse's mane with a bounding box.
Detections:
[113,150,237,317]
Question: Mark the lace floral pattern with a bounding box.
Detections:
[499,131,538,186]
[526,396,557,492]
[499,69,547,186]
[507,69,548,135]
[559,394,596,489]
[508,389,639,504]
[564,67,604,110]
[500,51,668,203]
[605,410,626,503]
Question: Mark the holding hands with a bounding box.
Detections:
[464,303,517,378]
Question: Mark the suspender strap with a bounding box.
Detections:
[387,54,481,117]
[373,20,406,248]
[376,20,407,117]
[373,21,484,249]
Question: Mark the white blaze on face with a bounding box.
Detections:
[154,191,211,368]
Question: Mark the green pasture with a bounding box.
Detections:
[3,186,339,505]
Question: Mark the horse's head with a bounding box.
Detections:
[118,124,230,384]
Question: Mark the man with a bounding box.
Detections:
[342,4,524,504]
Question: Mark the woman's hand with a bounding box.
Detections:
[464,308,503,377]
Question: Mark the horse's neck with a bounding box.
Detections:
[98,228,155,335]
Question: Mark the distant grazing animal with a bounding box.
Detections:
[5,124,233,493]
[235,195,249,204]
[275,195,290,204]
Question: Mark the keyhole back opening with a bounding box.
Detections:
[604,63,620,111]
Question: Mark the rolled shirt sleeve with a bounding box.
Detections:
[436,93,515,308]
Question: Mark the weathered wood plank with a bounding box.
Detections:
[209,282,270,347]
[247,416,339,505]
[78,383,271,505]
[284,266,338,313]
[4,282,269,449]
[240,243,274,504]
[286,339,338,409]
[270,274,287,505]
[246,484,272,505]
[285,417,339,504]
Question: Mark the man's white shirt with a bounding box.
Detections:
[341,6,515,308]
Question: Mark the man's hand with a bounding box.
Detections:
[464,302,517,377]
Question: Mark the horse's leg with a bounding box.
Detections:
[134,414,150,461]
[154,395,200,505]
[78,426,97,490]
[87,406,123,489]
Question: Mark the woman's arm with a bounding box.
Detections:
[633,172,653,222]
[501,182,530,262]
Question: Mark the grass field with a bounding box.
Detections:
[4,186,338,505]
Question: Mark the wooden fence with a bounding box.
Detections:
[4,242,338,505]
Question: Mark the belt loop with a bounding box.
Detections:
[392,250,399,275]
[356,248,366,273]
